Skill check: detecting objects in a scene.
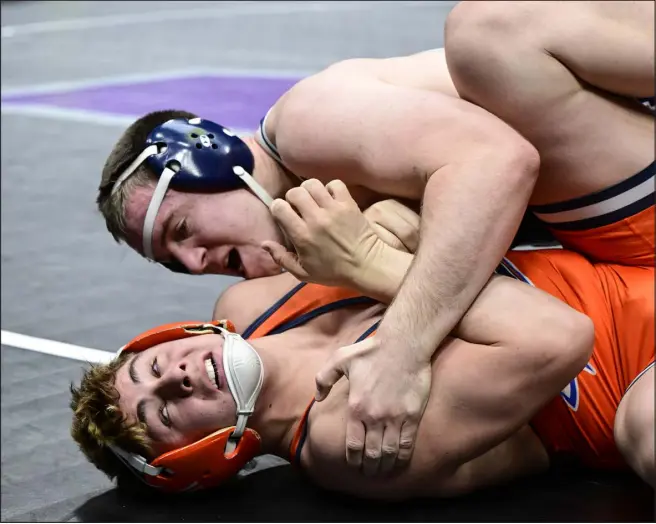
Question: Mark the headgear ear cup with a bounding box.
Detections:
[148,427,261,491]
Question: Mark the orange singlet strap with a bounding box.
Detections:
[288,321,381,466]
[244,283,377,340]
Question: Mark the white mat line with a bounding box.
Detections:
[1,330,115,364]
[1,104,138,126]
[1,67,308,98]
[0,103,252,136]
[1,1,436,38]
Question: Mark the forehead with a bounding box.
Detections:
[122,333,224,359]
[122,184,184,257]
[114,333,224,403]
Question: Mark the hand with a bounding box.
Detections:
[262,179,383,287]
[363,199,420,254]
[315,334,432,476]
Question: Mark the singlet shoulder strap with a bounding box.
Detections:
[245,283,378,340]
[256,108,284,165]
[288,319,381,466]
[243,282,306,339]
[255,108,307,184]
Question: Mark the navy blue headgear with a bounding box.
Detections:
[144,118,254,193]
[112,117,273,273]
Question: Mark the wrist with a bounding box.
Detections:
[352,239,410,302]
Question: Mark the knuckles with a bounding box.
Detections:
[381,445,398,456]
[364,449,382,460]
[346,438,364,451]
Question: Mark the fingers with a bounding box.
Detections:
[362,423,384,477]
[315,339,375,401]
[325,179,356,204]
[380,424,401,475]
[315,359,345,402]
[270,199,307,241]
[397,420,419,465]
[284,187,320,221]
[300,179,335,208]
[345,416,366,470]
[261,241,309,279]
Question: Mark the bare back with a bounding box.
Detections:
[264,41,653,207]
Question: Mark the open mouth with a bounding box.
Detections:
[226,248,245,277]
[204,355,221,390]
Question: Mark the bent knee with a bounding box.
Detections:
[444,2,545,102]
[615,368,655,486]
[446,1,541,47]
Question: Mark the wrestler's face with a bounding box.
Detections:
[115,334,236,456]
[124,185,287,278]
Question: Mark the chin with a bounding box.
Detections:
[249,263,282,279]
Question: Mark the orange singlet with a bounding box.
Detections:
[529,161,655,268]
[499,249,654,469]
[243,251,654,470]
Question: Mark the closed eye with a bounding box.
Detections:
[151,357,161,378]
[173,218,189,242]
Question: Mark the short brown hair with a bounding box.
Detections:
[69,353,152,481]
[97,110,198,243]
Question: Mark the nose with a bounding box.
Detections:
[175,246,207,275]
[154,362,193,399]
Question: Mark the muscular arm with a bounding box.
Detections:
[305,276,592,500]
[277,63,540,368]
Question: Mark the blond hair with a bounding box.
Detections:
[97,109,198,243]
[69,353,151,481]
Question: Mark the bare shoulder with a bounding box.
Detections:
[212,272,300,334]
[272,57,521,201]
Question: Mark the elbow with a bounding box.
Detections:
[494,136,540,187]
[546,310,595,385]
[567,311,596,373]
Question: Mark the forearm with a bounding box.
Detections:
[425,276,596,467]
[431,318,592,470]
[377,153,538,361]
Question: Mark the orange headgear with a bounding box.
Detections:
[108,320,263,493]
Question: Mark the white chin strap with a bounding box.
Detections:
[110,142,273,261]
[218,327,264,454]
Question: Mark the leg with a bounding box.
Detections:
[445,1,655,265]
[445,1,654,202]
[615,365,655,487]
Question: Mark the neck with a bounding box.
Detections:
[241,334,325,460]
[243,136,297,200]
[235,301,385,460]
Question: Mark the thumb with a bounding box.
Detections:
[315,358,345,402]
[261,241,309,279]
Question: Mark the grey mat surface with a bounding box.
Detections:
[1,1,456,521]
[1,1,653,522]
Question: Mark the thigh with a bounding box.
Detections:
[446,1,655,206]
[614,365,655,485]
